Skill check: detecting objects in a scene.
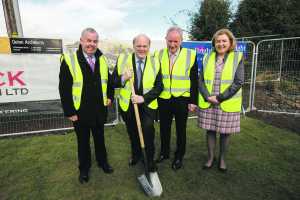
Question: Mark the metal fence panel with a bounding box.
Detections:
[253,37,300,114]
[0,99,119,137]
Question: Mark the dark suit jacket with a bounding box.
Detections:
[112,53,163,119]
[59,45,114,126]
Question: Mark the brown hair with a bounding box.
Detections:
[212,28,236,51]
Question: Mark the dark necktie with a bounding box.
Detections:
[137,59,143,89]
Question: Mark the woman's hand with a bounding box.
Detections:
[207,96,219,105]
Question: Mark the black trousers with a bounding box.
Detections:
[120,104,155,163]
[73,121,108,173]
[158,96,189,160]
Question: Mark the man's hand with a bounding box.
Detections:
[207,96,219,105]
[188,104,197,112]
[68,115,78,122]
[107,98,112,106]
[122,69,133,82]
[131,94,144,104]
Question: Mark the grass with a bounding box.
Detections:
[0,117,299,200]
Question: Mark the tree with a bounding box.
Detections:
[231,0,300,38]
[189,0,231,40]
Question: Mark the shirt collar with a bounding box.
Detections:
[135,55,146,64]
[168,48,180,57]
[83,52,95,60]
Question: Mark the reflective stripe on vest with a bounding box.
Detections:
[117,53,160,111]
[63,53,108,110]
[156,48,196,99]
[198,51,243,112]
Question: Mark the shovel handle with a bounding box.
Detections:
[130,78,145,149]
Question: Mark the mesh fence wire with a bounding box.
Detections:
[0,99,118,136]
[253,38,300,114]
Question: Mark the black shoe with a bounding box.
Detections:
[79,171,89,184]
[128,157,140,166]
[148,161,158,172]
[155,155,169,163]
[172,159,183,170]
[100,163,114,174]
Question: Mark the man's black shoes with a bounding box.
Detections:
[129,155,144,166]
[100,163,114,174]
[129,157,140,166]
[79,171,89,184]
[172,159,183,170]
[155,155,169,163]
[148,161,158,172]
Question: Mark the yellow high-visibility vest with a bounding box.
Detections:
[117,53,160,112]
[198,51,243,112]
[155,48,196,99]
[62,53,108,110]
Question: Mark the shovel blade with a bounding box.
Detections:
[138,172,163,197]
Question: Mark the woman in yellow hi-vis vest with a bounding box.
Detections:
[198,29,244,172]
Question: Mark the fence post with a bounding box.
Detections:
[248,41,256,112]
[279,40,284,81]
[251,41,262,111]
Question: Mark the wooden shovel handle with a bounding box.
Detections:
[130,79,145,149]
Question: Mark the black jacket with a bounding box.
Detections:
[59,45,114,125]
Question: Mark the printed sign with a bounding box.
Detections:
[10,38,62,54]
[0,54,61,103]
[182,41,247,71]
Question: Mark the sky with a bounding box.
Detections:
[0,0,239,42]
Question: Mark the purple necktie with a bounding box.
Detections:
[87,56,95,72]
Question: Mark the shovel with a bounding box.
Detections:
[129,76,163,197]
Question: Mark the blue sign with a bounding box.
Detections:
[182,41,247,71]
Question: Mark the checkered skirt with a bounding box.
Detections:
[197,60,240,134]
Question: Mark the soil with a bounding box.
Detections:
[247,111,300,134]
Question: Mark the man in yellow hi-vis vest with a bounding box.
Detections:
[155,26,198,170]
[59,28,114,184]
[112,34,163,172]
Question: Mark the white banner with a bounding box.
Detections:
[0,54,61,103]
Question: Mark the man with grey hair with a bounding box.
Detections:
[113,34,163,171]
[59,27,114,184]
[155,26,198,170]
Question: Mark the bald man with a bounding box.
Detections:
[112,34,163,172]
